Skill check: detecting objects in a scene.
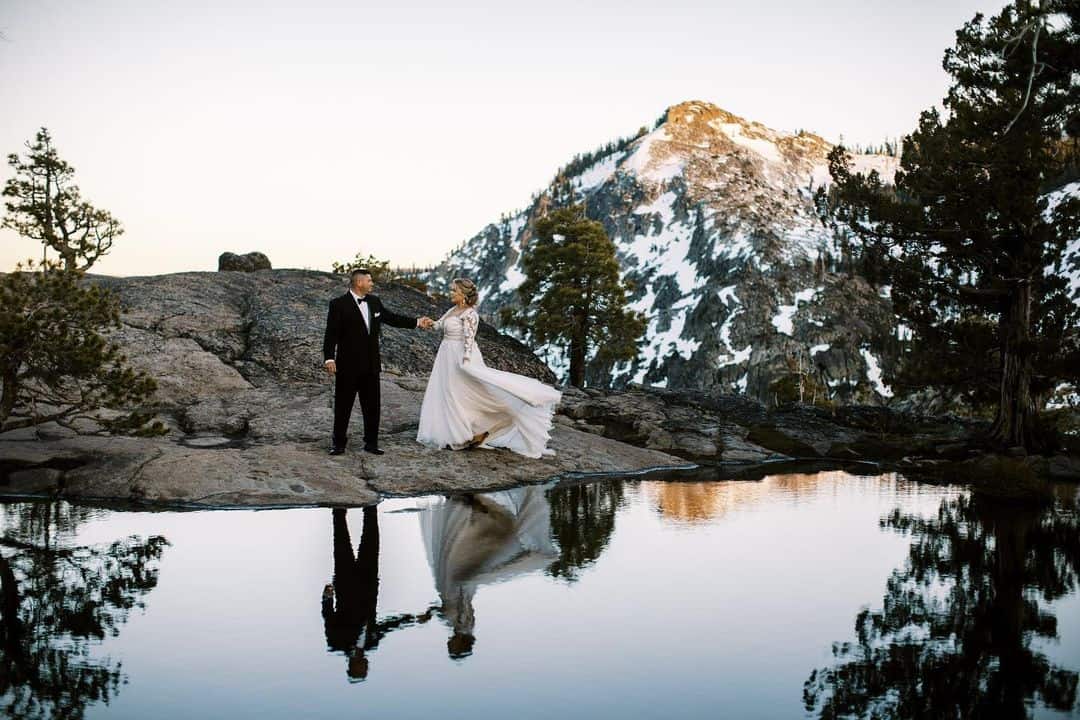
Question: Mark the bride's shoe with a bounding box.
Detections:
[465,431,489,450]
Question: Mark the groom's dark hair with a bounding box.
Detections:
[349,268,372,284]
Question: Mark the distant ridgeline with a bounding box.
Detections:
[428,100,1080,409]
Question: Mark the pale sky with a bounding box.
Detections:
[1,0,1006,276]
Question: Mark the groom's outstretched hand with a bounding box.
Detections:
[418,317,435,329]
[324,360,336,375]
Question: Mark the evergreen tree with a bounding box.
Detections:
[502,205,645,388]
[3,128,122,272]
[0,259,162,434]
[331,252,393,282]
[1,128,161,435]
[817,0,1080,450]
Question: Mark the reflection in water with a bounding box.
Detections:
[2,475,1078,717]
[640,471,871,523]
[322,507,432,680]
[804,490,1080,718]
[422,487,556,658]
[546,479,623,580]
[0,502,168,720]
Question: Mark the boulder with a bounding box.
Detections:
[557,384,988,467]
[218,251,272,272]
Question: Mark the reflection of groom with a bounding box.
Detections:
[323,268,433,455]
[321,507,433,681]
[322,507,380,680]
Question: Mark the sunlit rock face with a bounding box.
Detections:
[430,100,902,403]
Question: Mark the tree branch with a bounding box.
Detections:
[1003,18,1043,135]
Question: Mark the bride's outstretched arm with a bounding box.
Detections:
[462,310,479,362]
[432,306,454,332]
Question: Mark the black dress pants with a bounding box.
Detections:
[333,371,380,449]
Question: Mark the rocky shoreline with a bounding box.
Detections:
[1,270,1077,509]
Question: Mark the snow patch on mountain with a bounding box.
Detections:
[577,152,626,191]
[772,287,820,336]
[860,347,894,398]
[624,192,704,297]
[622,127,684,184]
[711,121,784,162]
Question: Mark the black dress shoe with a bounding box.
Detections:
[363,446,385,455]
[329,447,345,456]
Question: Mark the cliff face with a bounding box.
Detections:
[430,100,903,404]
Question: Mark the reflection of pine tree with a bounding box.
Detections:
[0,501,169,720]
[546,480,625,581]
[804,491,1080,718]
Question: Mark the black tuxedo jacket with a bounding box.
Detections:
[323,292,417,375]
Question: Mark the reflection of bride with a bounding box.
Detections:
[421,486,557,658]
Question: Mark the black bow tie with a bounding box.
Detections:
[355,296,368,304]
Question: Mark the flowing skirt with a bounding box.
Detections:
[416,339,561,458]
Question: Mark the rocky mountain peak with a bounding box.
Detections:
[429,102,905,403]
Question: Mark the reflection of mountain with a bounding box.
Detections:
[0,501,168,720]
[421,487,556,658]
[641,470,871,523]
[643,482,728,523]
[804,488,1080,718]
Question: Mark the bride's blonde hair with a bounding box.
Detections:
[452,278,479,307]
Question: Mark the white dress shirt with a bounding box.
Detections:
[349,289,371,329]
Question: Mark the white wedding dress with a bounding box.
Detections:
[416,306,561,458]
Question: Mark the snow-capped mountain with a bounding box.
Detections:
[431,100,907,401]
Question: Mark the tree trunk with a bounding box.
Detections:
[0,369,17,430]
[0,552,23,648]
[990,279,1045,451]
[569,334,587,388]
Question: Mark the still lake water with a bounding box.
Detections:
[1,471,1078,719]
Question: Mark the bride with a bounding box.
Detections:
[417,278,561,458]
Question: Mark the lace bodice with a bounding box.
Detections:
[433,307,479,359]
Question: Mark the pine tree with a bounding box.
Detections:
[817,0,1080,451]
[0,259,162,433]
[502,205,646,388]
[2,129,161,434]
[3,128,123,271]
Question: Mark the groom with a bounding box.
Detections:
[323,268,433,455]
